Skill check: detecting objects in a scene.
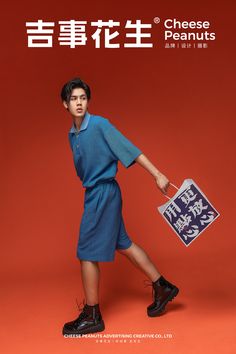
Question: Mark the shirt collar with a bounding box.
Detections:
[69,111,91,134]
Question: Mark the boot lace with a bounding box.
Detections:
[74,297,88,323]
[143,279,154,300]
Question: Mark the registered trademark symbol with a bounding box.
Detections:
[153,17,160,24]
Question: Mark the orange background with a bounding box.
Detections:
[1,0,235,353]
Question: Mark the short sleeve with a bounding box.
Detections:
[101,119,142,168]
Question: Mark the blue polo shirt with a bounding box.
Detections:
[68,111,142,188]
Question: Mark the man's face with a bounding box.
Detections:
[63,87,89,119]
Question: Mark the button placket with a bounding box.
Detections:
[72,133,80,154]
[75,132,80,149]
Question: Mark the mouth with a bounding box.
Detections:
[76,108,83,112]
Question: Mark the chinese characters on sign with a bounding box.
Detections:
[25,19,153,48]
[160,180,220,246]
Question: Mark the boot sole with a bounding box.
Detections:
[63,320,105,336]
[147,287,179,317]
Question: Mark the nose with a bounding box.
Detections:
[76,98,82,105]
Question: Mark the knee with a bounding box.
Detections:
[117,248,127,256]
[117,242,134,256]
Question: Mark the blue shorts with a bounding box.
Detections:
[77,178,133,262]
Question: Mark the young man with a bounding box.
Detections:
[61,77,179,336]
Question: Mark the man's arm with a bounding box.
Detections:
[135,153,170,196]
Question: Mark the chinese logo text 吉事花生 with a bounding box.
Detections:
[25,19,153,48]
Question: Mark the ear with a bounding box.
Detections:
[63,100,68,110]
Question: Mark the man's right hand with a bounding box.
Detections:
[155,172,170,196]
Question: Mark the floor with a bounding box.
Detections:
[2,254,235,354]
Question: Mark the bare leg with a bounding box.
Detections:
[80,260,100,305]
[117,242,161,282]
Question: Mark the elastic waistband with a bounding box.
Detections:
[85,178,116,191]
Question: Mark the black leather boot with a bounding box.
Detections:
[62,300,105,335]
[145,275,179,317]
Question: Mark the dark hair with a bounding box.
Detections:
[60,77,91,102]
